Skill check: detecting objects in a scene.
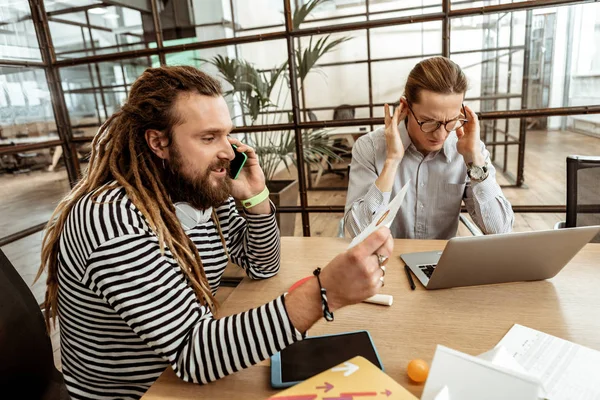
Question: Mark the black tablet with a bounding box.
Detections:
[270,330,384,388]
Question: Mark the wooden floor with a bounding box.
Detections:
[0,128,598,371]
[0,169,71,238]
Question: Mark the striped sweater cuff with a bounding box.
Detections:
[279,293,305,341]
[243,200,277,220]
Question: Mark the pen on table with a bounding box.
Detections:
[404,265,415,290]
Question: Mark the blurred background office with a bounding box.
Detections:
[1,0,599,368]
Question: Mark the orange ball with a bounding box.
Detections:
[407,359,430,383]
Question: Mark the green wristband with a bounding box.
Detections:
[242,187,270,209]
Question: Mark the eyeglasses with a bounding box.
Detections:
[406,103,468,134]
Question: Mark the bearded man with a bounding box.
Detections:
[37,66,392,399]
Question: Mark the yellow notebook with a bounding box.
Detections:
[267,356,417,400]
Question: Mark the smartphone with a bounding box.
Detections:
[230,144,247,180]
[270,330,383,388]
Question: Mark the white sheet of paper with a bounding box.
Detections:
[478,346,529,375]
[433,386,450,400]
[347,180,410,249]
[478,346,548,399]
[497,324,600,400]
[421,345,542,400]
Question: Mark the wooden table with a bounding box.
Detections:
[142,237,600,399]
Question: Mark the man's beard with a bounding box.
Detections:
[162,145,233,210]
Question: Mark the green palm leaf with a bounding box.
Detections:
[292,0,330,29]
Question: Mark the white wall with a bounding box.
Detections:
[548,8,568,130]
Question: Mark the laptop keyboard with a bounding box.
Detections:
[418,264,437,278]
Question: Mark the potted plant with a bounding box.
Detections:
[205,0,351,235]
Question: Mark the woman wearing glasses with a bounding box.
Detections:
[344,56,514,239]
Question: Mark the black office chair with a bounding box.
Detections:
[563,155,600,243]
[323,104,357,180]
[0,249,70,399]
[332,104,356,121]
[306,109,318,122]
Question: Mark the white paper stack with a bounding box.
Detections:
[422,324,600,399]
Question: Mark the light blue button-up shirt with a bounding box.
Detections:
[344,122,514,239]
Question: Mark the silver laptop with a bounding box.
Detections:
[401,226,600,289]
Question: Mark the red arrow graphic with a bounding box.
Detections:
[382,389,392,397]
[316,382,334,393]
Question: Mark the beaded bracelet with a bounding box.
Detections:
[313,267,334,322]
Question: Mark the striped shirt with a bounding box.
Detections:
[56,184,302,399]
[344,123,514,239]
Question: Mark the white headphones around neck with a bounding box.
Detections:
[174,202,212,230]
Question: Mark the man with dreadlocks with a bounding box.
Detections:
[37,66,392,399]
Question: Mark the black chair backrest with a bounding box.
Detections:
[306,109,318,122]
[0,249,67,399]
[333,104,355,120]
[566,155,600,243]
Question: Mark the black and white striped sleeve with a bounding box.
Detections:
[83,233,302,385]
[225,198,281,279]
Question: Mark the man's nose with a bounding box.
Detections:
[219,139,235,161]
[432,126,446,139]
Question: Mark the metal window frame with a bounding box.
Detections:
[1,0,599,244]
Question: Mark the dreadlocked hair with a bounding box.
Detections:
[36,65,226,330]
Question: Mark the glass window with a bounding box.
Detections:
[293,0,367,29]
[303,63,369,113]
[0,1,41,61]
[369,0,442,20]
[451,3,600,111]
[170,40,290,128]
[234,0,284,33]
[370,22,443,60]
[296,30,366,65]
[48,3,155,60]
[570,3,600,110]
[371,57,430,106]
[158,0,285,47]
[43,0,102,13]
[451,0,537,11]
[0,67,57,141]
[451,50,525,113]
[60,57,152,137]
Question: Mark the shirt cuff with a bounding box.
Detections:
[471,177,503,204]
[364,184,392,216]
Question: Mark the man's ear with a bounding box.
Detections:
[400,96,408,107]
[145,129,170,159]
